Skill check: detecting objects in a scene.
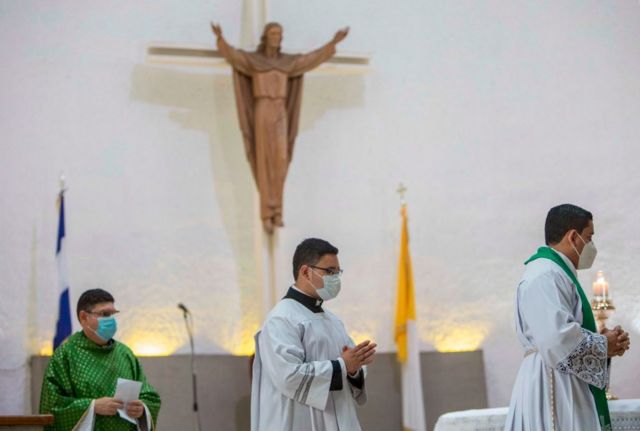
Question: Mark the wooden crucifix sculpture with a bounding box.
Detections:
[211,22,349,234]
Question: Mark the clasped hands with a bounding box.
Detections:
[95,397,144,419]
[341,340,377,375]
[602,325,631,357]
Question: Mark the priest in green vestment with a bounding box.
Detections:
[40,289,161,431]
[504,204,631,431]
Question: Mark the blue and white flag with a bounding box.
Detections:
[53,192,72,350]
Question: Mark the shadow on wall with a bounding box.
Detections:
[129,64,364,347]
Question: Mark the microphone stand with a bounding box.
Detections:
[180,306,202,431]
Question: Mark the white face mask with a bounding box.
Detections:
[572,233,597,270]
[310,269,341,301]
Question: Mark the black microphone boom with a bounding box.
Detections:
[178,303,200,431]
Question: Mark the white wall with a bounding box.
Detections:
[2,0,640,414]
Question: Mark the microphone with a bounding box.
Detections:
[177,302,201,431]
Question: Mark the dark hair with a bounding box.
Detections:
[545,204,593,245]
[292,238,339,280]
[76,289,114,319]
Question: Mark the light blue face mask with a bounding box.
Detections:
[94,316,117,341]
[311,271,341,301]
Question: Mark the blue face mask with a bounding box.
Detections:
[94,316,117,341]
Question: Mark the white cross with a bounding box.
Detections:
[142,0,370,320]
[145,0,370,74]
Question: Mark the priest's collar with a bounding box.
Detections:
[284,286,324,313]
[549,246,577,276]
[77,330,116,352]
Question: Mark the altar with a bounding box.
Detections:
[434,399,640,431]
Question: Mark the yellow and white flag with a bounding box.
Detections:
[394,204,426,431]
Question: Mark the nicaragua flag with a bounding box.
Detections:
[53,191,72,350]
[394,204,426,431]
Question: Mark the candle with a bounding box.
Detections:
[593,270,609,299]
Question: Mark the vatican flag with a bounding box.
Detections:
[394,204,426,431]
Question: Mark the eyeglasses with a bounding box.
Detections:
[87,310,120,318]
[309,265,344,276]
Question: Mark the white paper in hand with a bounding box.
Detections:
[114,378,143,424]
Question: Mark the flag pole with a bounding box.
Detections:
[58,173,67,209]
[57,174,66,209]
[53,173,73,350]
[397,182,407,206]
[394,182,427,431]
[59,173,68,196]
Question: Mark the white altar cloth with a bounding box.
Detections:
[434,399,640,431]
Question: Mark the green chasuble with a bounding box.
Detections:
[40,331,161,431]
[525,247,611,430]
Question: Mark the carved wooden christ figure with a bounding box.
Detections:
[211,22,349,234]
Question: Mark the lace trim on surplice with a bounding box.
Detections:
[557,328,608,389]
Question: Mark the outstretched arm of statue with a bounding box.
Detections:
[210,22,251,75]
[332,27,349,45]
[290,27,349,76]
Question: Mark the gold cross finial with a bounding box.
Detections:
[397,183,407,203]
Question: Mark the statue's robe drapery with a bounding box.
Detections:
[217,41,336,228]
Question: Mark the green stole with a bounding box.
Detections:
[525,246,611,429]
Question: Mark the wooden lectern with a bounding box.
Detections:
[0,415,53,430]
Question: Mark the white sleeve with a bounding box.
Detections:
[556,328,609,389]
[347,366,367,405]
[259,316,336,411]
[72,400,95,431]
[519,272,608,388]
[136,403,154,431]
[343,333,367,405]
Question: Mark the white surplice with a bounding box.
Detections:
[504,248,609,431]
[251,287,367,431]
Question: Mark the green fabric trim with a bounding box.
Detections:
[525,247,611,429]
